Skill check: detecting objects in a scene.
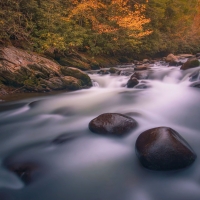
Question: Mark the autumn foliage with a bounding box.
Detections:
[0,0,200,56]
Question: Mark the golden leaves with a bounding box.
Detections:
[68,0,151,38]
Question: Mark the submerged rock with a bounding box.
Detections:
[52,133,76,144]
[180,58,200,70]
[135,83,151,89]
[5,162,39,184]
[135,127,196,170]
[89,113,137,136]
[127,77,139,88]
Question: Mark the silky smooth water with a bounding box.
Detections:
[0,63,200,200]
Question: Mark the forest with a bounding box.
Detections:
[0,0,200,58]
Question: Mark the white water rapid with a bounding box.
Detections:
[0,62,200,200]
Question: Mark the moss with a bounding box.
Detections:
[181,58,200,70]
[61,67,92,87]
[109,67,117,73]
[90,62,100,70]
[58,58,91,71]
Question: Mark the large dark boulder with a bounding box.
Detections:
[89,113,137,136]
[135,127,196,170]
[180,58,200,70]
[127,77,139,88]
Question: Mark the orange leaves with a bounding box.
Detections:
[67,0,151,38]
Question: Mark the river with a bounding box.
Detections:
[0,61,200,200]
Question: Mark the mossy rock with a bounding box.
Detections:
[59,58,91,71]
[62,76,82,90]
[181,58,200,70]
[109,67,117,74]
[61,67,92,87]
[90,62,100,70]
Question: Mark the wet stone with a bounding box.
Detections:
[127,77,139,88]
[89,113,137,136]
[5,162,39,184]
[181,58,200,70]
[135,127,197,170]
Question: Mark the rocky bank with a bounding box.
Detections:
[0,46,92,96]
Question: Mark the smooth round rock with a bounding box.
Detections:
[135,127,196,170]
[89,113,137,136]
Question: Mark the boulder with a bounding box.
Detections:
[0,46,92,94]
[180,58,200,70]
[61,67,92,87]
[135,127,196,170]
[131,71,149,80]
[90,62,101,70]
[134,65,149,71]
[109,67,117,74]
[127,77,139,88]
[143,59,149,63]
[165,54,178,63]
[89,113,137,136]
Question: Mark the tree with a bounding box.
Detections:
[67,0,151,55]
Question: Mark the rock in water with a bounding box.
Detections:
[127,77,139,88]
[135,127,196,170]
[180,58,200,70]
[89,113,137,136]
[165,54,178,63]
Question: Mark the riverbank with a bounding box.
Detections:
[0,45,200,101]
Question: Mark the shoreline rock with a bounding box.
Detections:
[0,46,92,95]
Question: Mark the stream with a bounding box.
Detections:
[0,61,200,200]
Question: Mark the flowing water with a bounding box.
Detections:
[0,62,200,200]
